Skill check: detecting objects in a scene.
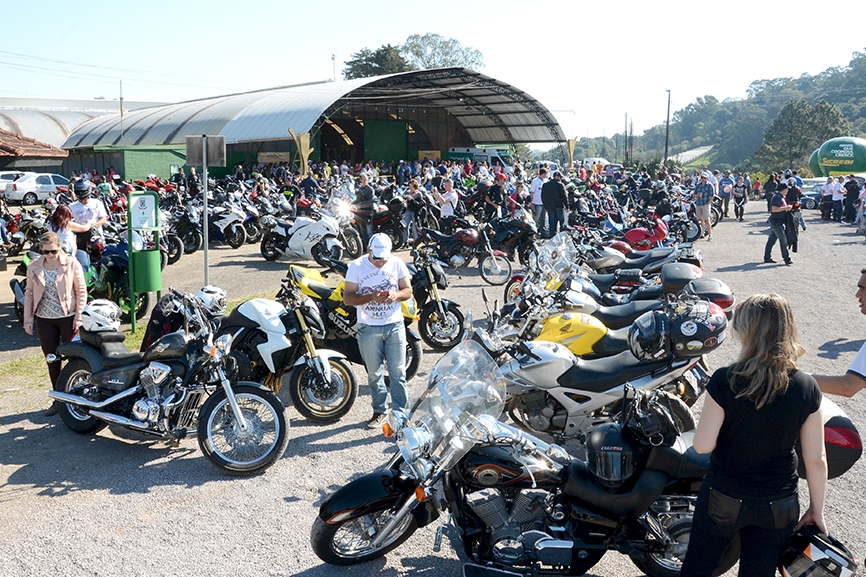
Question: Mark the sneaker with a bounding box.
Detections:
[707,235,713,241]
[764,258,777,264]
[785,259,793,266]
[366,412,387,429]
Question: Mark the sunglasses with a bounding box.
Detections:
[42,249,59,255]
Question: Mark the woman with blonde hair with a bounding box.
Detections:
[680,293,827,577]
[24,232,88,416]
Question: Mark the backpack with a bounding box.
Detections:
[452,198,467,218]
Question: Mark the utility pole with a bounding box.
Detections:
[331,54,336,82]
[663,89,671,170]
[119,80,124,145]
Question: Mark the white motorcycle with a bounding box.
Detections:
[208,202,247,249]
[259,212,343,266]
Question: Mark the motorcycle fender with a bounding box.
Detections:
[422,299,459,317]
[9,278,24,302]
[319,469,415,524]
[325,236,342,251]
[488,249,508,258]
[291,349,347,380]
[56,341,105,373]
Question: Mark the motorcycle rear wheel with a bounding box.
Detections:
[312,240,341,267]
[260,233,280,261]
[419,303,465,351]
[197,384,289,476]
[630,517,739,577]
[310,507,418,566]
[226,223,247,249]
[116,289,152,323]
[287,358,358,423]
[478,254,512,285]
[166,234,183,265]
[56,359,108,434]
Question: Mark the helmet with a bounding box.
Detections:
[88,237,105,257]
[73,179,92,199]
[195,285,227,316]
[586,422,640,491]
[81,299,122,332]
[779,524,858,577]
[788,178,797,187]
[628,310,669,361]
[668,300,728,358]
[43,198,57,212]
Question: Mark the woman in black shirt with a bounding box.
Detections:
[680,293,827,577]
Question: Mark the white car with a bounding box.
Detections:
[4,173,69,205]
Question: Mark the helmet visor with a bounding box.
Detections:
[589,450,636,483]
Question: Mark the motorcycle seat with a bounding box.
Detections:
[557,350,670,394]
[562,459,669,518]
[306,280,335,301]
[101,341,145,367]
[620,247,675,269]
[79,329,126,348]
[421,228,453,243]
[585,326,630,359]
[593,299,665,330]
[644,432,709,479]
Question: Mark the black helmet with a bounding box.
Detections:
[779,525,858,577]
[668,300,728,358]
[586,422,640,491]
[628,310,669,361]
[74,179,92,199]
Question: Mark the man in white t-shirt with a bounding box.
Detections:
[814,267,866,397]
[530,168,549,234]
[831,176,846,222]
[431,178,460,233]
[69,183,108,251]
[344,233,413,429]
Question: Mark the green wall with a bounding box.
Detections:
[123,148,187,181]
[364,120,407,164]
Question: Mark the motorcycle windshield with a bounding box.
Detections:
[405,340,505,469]
[536,232,577,282]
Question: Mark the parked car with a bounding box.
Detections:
[4,173,69,205]
[800,181,823,210]
[0,171,33,188]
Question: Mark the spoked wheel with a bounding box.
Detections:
[502,277,523,303]
[478,253,512,285]
[197,384,290,476]
[710,207,721,227]
[287,358,358,423]
[630,517,740,577]
[418,303,465,351]
[341,228,363,259]
[116,288,151,323]
[311,507,418,565]
[56,359,107,434]
[685,219,701,242]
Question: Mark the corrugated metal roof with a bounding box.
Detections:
[0,109,112,147]
[64,68,564,148]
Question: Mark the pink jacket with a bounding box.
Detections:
[24,252,87,328]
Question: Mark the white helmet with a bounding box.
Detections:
[81,299,122,332]
[196,286,227,316]
[787,178,797,187]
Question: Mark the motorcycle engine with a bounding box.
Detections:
[511,391,563,434]
[448,246,474,268]
[131,362,172,423]
[466,488,570,566]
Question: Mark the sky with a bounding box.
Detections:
[3,0,866,143]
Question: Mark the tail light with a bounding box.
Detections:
[826,424,862,450]
[714,296,735,311]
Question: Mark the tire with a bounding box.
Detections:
[197,383,290,476]
[22,192,38,206]
[503,278,522,303]
[418,303,465,351]
[710,207,721,228]
[287,358,358,423]
[181,229,203,254]
[685,219,701,242]
[630,517,740,577]
[116,287,152,323]
[226,223,247,249]
[56,359,108,434]
[312,240,341,267]
[245,221,263,244]
[166,235,183,265]
[384,226,403,250]
[341,228,363,259]
[517,243,538,269]
[260,233,281,261]
[310,507,418,566]
[7,242,22,257]
[478,253,512,285]
[385,334,422,386]
[803,198,817,210]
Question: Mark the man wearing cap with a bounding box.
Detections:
[718,170,735,219]
[343,233,413,429]
[764,181,793,265]
[694,173,715,241]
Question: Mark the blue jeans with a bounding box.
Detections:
[357,322,408,413]
[401,210,416,244]
[833,199,843,221]
[764,222,790,262]
[533,204,546,232]
[546,207,564,237]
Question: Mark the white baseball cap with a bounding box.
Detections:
[368,233,392,260]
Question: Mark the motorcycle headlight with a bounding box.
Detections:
[212,334,234,357]
[397,426,432,467]
[261,215,277,228]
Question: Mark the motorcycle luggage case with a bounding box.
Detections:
[797,397,862,480]
[682,278,735,318]
[660,263,704,294]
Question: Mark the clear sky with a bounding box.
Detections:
[3,0,865,143]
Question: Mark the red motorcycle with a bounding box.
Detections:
[621,211,670,250]
[414,222,512,285]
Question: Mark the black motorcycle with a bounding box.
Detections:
[410,247,465,351]
[486,207,539,268]
[50,289,290,476]
[311,341,739,576]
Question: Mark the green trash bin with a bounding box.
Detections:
[131,249,162,293]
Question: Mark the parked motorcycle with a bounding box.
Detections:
[50,293,290,476]
[486,207,539,267]
[311,340,738,576]
[414,222,512,286]
[409,247,465,351]
[208,203,247,248]
[259,213,343,266]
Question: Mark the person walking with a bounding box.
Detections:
[764,181,793,265]
[679,294,827,577]
[718,170,734,218]
[343,234,413,429]
[530,168,548,235]
[732,176,748,221]
[48,204,92,270]
[832,176,845,222]
[353,172,375,247]
[694,173,715,241]
[541,171,567,238]
[24,232,88,416]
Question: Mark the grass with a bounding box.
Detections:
[0,290,278,386]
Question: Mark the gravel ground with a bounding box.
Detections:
[1,202,865,576]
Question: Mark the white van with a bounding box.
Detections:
[448,147,514,175]
[582,157,610,170]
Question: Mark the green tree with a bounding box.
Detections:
[342,44,416,80]
[401,33,484,70]
[754,99,849,170]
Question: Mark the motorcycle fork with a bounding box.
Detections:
[296,309,330,381]
[426,269,448,317]
[217,366,249,431]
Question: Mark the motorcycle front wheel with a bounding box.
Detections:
[226,223,247,249]
[630,517,740,577]
[478,253,512,285]
[260,233,281,261]
[312,240,341,267]
[287,358,358,423]
[245,221,263,244]
[166,234,183,265]
[311,507,418,566]
[502,277,522,304]
[197,384,290,476]
[419,303,465,351]
[341,228,363,259]
[56,359,108,434]
[182,229,203,254]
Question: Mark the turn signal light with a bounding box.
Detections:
[383,423,393,437]
[415,486,427,502]
[677,382,685,395]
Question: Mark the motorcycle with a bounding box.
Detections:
[259,212,343,266]
[410,247,465,351]
[208,202,247,248]
[49,291,290,476]
[311,340,740,576]
[486,207,539,268]
[414,222,512,286]
[324,194,364,259]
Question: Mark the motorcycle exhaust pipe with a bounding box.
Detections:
[49,385,141,409]
[88,410,162,434]
[9,279,24,302]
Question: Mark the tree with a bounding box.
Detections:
[401,33,484,70]
[342,44,416,80]
[754,99,849,170]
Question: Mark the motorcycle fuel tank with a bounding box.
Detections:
[502,341,577,391]
[458,445,560,490]
[143,331,189,361]
[534,313,608,357]
[587,247,624,271]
